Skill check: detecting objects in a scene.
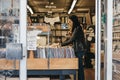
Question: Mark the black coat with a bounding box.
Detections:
[61,26,86,52]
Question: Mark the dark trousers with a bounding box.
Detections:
[75,51,85,80]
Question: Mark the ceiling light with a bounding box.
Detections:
[68,0,77,14]
[50,2,54,5]
[45,5,56,8]
[27,5,34,14]
[77,8,90,11]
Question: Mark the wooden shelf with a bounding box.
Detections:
[113,30,120,32]
[52,36,66,37]
[113,38,120,40]
[51,29,69,31]
[113,24,120,27]
[114,13,120,17]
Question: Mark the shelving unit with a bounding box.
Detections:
[48,21,69,43]
[113,0,120,80]
[113,0,120,53]
[51,28,69,43]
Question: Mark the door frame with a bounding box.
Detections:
[95,0,113,80]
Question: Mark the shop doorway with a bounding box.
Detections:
[26,0,97,80]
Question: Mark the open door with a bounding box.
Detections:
[95,0,113,80]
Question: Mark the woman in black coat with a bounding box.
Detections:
[61,15,86,80]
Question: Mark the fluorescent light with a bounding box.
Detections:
[45,5,56,8]
[68,0,77,14]
[77,8,90,11]
[27,5,34,14]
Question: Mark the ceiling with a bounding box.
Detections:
[27,0,95,16]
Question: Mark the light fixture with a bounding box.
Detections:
[27,5,34,14]
[77,8,90,11]
[50,2,54,5]
[45,5,56,9]
[68,0,77,14]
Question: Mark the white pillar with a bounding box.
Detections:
[104,0,113,80]
[20,0,27,80]
[95,0,101,80]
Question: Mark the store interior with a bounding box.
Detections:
[27,0,95,49]
[1,0,120,80]
[27,0,96,80]
[0,0,97,80]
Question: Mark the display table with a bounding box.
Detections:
[12,69,76,80]
[0,58,78,80]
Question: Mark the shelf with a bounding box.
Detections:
[38,32,52,36]
[113,53,120,61]
[51,29,69,31]
[113,38,120,40]
[114,13,120,17]
[113,24,120,27]
[101,29,104,32]
[0,16,19,20]
[113,17,120,20]
[52,36,66,37]
[113,30,120,32]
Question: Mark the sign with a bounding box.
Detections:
[27,30,42,50]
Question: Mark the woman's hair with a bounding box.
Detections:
[69,15,81,32]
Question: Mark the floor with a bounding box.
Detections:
[84,68,95,80]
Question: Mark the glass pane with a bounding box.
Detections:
[0,0,20,79]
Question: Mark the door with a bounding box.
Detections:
[0,0,27,80]
[95,0,113,80]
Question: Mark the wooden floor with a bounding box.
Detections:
[84,68,104,80]
[84,68,95,80]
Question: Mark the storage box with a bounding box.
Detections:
[6,78,19,80]
[27,58,48,70]
[28,78,50,80]
[49,58,78,69]
[0,59,19,70]
[0,58,78,70]
[6,78,50,80]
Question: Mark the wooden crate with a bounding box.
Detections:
[7,77,50,80]
[49,58,78,69]
[27,58,48,70]
[0,58,78,70]
[28,78,50,80]
[6,78,19,80]
[0,59,19,70]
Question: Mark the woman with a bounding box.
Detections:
[61,15,86,80]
